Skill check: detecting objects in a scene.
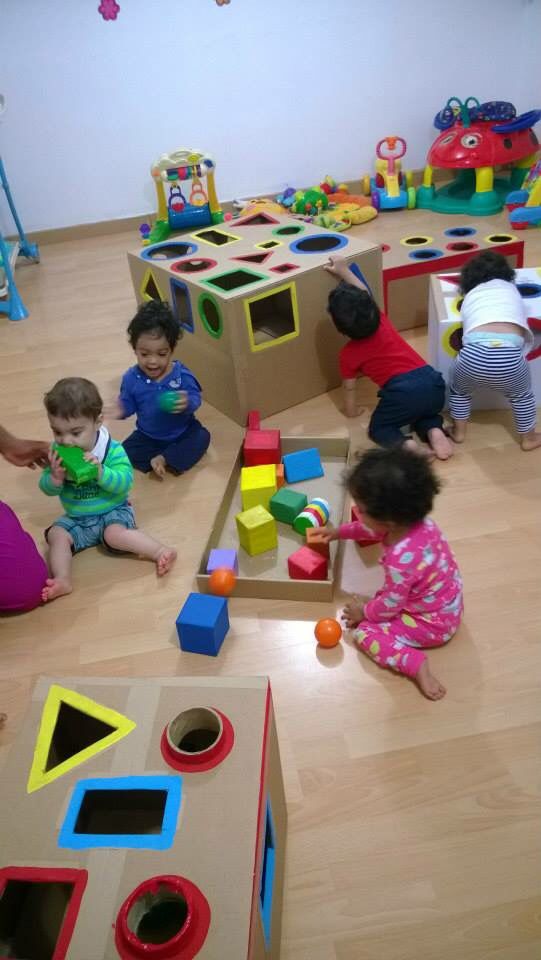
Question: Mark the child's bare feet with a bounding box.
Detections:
[155,546,177,576]
[520,430,541,451]
[41,578,73,603]
[415,659,446,700]
[150,454,167,479]
[403,438,435,461]
[450,419,467,443]
[427,427,454,460]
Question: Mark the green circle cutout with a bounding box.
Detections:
[272,224,305,237]
[198,293,223,339]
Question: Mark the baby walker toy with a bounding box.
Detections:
[417,97,541,216]
[362,136,415,211]
[506,157,541,229]
[142,148,223,245]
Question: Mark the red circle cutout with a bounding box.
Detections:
[160,707,234,773]
[115,875,210,960]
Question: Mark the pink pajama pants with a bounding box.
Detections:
[353,613,452,678]
[0,502,47,613]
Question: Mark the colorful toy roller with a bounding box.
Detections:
[293,497,330,535]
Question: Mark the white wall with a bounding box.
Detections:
[1,0,540,232]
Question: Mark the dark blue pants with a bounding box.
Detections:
[123,418,210,474]
[368,366,445,447]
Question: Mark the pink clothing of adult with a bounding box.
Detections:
[0,502,47,612]
[339,516,463,677]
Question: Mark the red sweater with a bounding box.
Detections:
[339,311,426,387]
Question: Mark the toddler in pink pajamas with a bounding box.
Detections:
[322,447,463,700]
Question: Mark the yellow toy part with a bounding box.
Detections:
[239,198,286,217]
[27,684,136,794]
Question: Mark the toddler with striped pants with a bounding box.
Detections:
[449,251,541,452]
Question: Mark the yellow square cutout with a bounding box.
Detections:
[244,281,299,353]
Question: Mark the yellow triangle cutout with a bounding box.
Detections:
[27,684,136,794]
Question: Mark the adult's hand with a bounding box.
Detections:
[0,426,49,469]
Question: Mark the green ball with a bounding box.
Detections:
[158,391,178,413]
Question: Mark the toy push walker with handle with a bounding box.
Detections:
[363,136,416,211]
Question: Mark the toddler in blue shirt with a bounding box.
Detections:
[113,301,211,479]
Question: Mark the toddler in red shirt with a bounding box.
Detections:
[325,256,453,459]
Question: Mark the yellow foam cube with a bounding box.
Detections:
[236,505,278,556]
[240,464,277,511]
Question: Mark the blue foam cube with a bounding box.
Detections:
[176,592,230,657]
[282,448,324,484]
[206,547,239,575]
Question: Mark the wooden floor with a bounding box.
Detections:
[1,209,540,959]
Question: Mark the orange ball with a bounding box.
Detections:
[314,618,342,648]
[208,567,237,597]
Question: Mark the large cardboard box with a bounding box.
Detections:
[380,219,524,330]
[428,266,541,408]
[0,676,286,959]
[127,214,382,425]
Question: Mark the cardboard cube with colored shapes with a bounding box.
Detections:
[288,545,328,581]
[1,674,287,959]
[282,447,324,484]
[176,592,230,656]
[236,505,277,556]
[206,547,239,575]
[269,488,308,525]
[240,464,277,511]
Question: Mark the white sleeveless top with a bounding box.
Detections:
[461,279,533,351]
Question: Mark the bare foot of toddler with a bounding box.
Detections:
[150,454,167,479]
[520,431,541,452]
[427,427,454,460]
[155,547,177,576]
[403,438,435,461]
[41,578,73,603]
[450,420,467,443]
[415,660,446,700]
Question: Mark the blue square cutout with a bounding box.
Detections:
[58,775,182,850]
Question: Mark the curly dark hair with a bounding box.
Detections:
[327,282,380,339]
[44,378,103,420]
[346,446,441,526]
[127,300,182,350]
[459,250,515,295]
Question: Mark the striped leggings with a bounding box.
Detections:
[449,343,537,433]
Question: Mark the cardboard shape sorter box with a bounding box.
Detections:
[0,675,286,960]
[127,214,382,425]
[380,219,524,331]
[428,266,541,409]
[197,434,351,601]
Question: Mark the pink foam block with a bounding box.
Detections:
[287,545,328,581]
[243,428,281,466]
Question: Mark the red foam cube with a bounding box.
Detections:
[287,546,328,581]
[350,504,383,546]
[243,428,281,466]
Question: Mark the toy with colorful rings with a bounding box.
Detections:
[293,498,330,535]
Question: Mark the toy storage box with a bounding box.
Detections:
[0,675,286,959]
[127,215,382,425]
[197,435,351,601]
[428,267,541,408]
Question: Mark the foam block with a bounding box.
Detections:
[269,488,308,524]
[243,428,281,467]
[206,548,239,575]
[287,545,328,581]
[236,505,278,556]
[305,528,330,558]
[176,592,230,656]
[240,464,277,511]
[275,463,285,488]
[283,447,324,483]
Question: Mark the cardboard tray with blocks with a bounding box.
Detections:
[0,675,286,960]
[196,435,351,601]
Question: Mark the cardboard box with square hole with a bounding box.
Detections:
[0,675,286,959]
[127,214,382,425]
